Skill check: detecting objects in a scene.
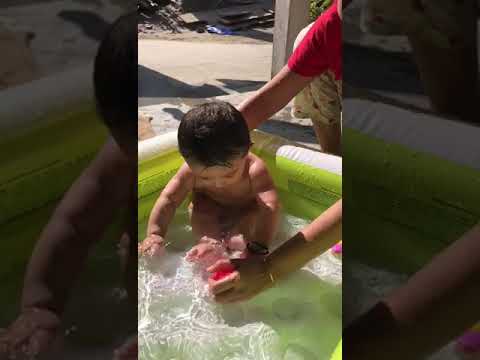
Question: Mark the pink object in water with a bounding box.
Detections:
[211,269,234,281]
[456,330,480,354]
[210,263,235,281]
[331,242,342,255]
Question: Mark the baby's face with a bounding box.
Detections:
[190,156,247,189]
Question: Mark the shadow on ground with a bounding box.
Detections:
[217,78,265,91]
[236,28,274,43]
[138,64,228,100]
[138,65,266,106]
[259,119,318,147]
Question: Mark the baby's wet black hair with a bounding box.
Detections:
[94,12,137,136]
[178,102,251,167]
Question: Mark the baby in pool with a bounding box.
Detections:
[139,101,281,271]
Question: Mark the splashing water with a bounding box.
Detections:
[139,213,342,360]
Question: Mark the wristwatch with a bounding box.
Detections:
[246,241,269,255]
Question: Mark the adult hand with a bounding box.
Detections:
[0,307,60,359]
[207,255,274,303]
[207,200,343,303]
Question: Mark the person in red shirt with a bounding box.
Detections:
[289,1,342,80]
[289,0,342,155]
[208,3,480,360]
[206,0,345,302]
[240,0,343,155]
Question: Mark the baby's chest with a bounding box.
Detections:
[196,183,254,206]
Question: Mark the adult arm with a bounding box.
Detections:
[267,199,342,279]
[344,222,480,359]
[238,65,313,131]
[208,199,342,302]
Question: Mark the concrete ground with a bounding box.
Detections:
[138,37,321,149]
[0,0,124,80]
[139,91,321,150]
[138,39,273,104]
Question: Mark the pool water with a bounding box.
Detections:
[345,261,462,360]
[138,209,342,360]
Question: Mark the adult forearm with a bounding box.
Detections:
[239,66,312,131]
[267,199,342,279]
[302,199,342,243]
[345,223,480,359]
[385,223,480,355]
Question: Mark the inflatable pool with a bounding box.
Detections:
[1,62,342,358]
[138,130,342,360]
[0,65,108,225]
[343,98,480,274]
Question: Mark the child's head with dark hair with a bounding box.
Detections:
[178,102,251,186]
[178,101,250,167]
[94,12,137,155]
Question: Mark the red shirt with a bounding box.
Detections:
[287,0,342,80]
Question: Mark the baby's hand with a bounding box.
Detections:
[224,233,249,259]
[225,233,247,252]
[186,237,227,268]
[0,307,60,359]
[138,234,165,257]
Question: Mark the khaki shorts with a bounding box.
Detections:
[291,23,342,126]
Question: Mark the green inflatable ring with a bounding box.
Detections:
[138,131,343,359]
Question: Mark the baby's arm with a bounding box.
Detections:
[249,159,281,249]
[0,138,133,358]
[22,138,132,313]
[141,164,193,255]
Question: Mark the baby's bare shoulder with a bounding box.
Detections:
[172,162,194,187]
[177,162,193,177]
[247,153,271,180]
